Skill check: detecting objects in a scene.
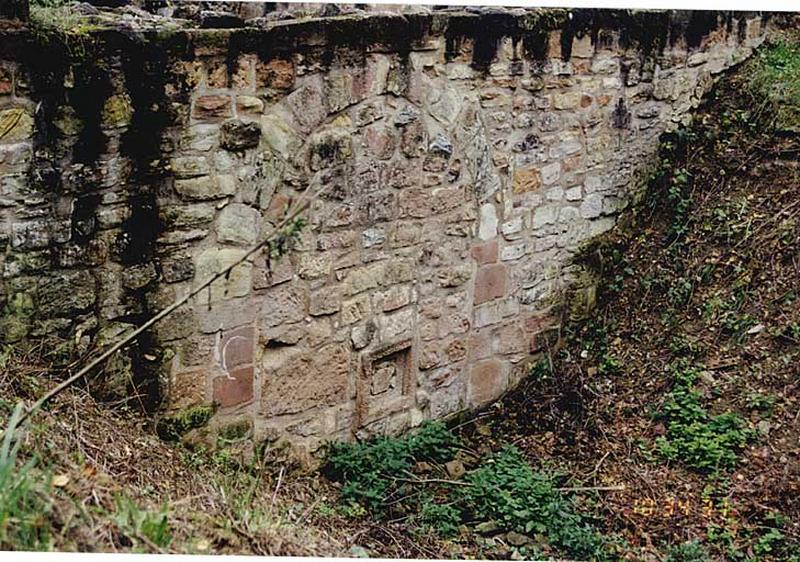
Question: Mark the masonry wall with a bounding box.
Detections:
[0,9,767,456]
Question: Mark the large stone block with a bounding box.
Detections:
[194,248,252,301]
[256,58,295,90]
[216,203,262,246]
[220,119,261,151]
[259,284,307,328]
[261,343,350,416]
[175,175,236,201]
[260,113,300,158]
[213,365,254,408]
[193,95,233,121]
[468,359,508,407]
[513,167,542,194]
[474,264,506,305]
[0,108,33,141]
[37,271,96,317]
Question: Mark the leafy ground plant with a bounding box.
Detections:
[112,494,172,551]
[653,366,756,473]
[458,446,611,560]
[663,540,709,562]
[748,40,800,131]
[326,421,459,511]
[327,424,616,561]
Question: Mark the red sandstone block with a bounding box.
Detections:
[468,359,506,406]
[213,365,254,408]
[474,263,506,305]
[471,238,498,265]
[256,59,295,90]
[192,95,233,121]
[220,325,254,370]
[469,330,492,362]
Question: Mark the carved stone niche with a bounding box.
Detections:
[355,339,416,434]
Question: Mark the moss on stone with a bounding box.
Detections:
[0,292,36,343]
[157,405,215,441]
[101,93,133,129]
[218,419,251,443]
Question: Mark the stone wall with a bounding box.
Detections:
[0,0,28,22]
[0,9,767,456]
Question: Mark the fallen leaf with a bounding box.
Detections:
[52,474,70,488]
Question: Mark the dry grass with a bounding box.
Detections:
[0,344,348,555]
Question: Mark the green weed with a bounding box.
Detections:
[417,497,461,537]
[156,405,215,441]
[326,421,459,511]
[0,403,53,551]
[653,367,755,473]
[458,446,609,560]
[749,41,800,131]
[664,540,710,562]
[112,494,172,550]
[215,471,273,538]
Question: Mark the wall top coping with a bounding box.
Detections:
[0,8,768,64]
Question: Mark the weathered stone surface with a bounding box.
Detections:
[378,307,414,342]
[236,95,264,115]
[478,203,497,241]
[468,359,507,407]
[194,248,252,301]
[474,264,506,305]
[175,175,236,200]
[37,271,96,317]
[171,370,207,410]
[0,10,765,454]
[219,327,255,372]
[373,284,411,312]
[101,94,133,128]
[193,95,233,121]
[213,365,253,408]
[260,113,300,158]
[172,156,211,178]
[261,343,349,416]
[220,119,261,151]
[471,239,498,265]
[216,203,261,245]
[256,59,295,90]
[0,108,33,141]
[513,167,541,193]
[260,285,306,327]
[338,292,368,324]
[308,128,353,171]
[580,193,604,219]
[310,286,341,316]
[161,255,195,283]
